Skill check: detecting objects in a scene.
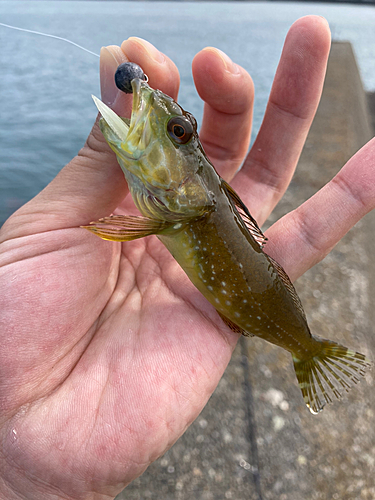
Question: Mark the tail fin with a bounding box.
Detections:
[293,338,372,414]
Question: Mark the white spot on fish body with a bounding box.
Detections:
[243,299,247,304]
[235,312,241,318]
[207,286,213,291]
[203,247,207,251]
[221,282,226,287]
[215,298,220,303]
[173,223,182,229]
[221,290,227,295]
[226,301,231,306]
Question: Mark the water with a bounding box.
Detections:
[1,1,375,225]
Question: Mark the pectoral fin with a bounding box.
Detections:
[82,215,170,242]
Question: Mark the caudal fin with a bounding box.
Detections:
[293,339,372,414]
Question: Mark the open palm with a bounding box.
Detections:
[1,17,374,500]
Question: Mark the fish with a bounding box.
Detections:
[83,78,372,414]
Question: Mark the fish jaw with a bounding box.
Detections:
[93,79,176,173]
[91,95,129,142]
[92,79,154,162]
[119,79,154,160]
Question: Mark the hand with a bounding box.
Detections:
[1,15,374,500]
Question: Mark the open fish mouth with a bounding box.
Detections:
[92,78,153,160]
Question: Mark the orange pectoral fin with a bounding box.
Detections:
[81,215,170,242]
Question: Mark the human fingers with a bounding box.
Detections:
[192,47,254,181]
[121,37,180,100]
[101,39,180,112]
[1,40,180,239]
[264,137,375,282]
[232,15,331,225]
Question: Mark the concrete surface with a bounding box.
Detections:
[117,42,375,500]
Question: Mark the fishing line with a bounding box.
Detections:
[0,22,100,58]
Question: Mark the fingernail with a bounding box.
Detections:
[125,37,165,64]
[100,46,128,106]
[206,47,240,75]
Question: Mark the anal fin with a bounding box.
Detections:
[82,214,170,242]
[217,311,253,337]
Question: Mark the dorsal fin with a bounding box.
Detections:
[267,255,307,322]
[221,180,267,248]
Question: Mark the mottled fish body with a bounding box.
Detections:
[158,182,313,359]
[86,79,371,414]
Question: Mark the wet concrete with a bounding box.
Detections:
[117,42,375,500]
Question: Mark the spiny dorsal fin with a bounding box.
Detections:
[82,214,171,242]
[217,311,254,337]
[221,180,267,248]
[267,255,307,322]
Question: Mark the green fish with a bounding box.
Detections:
[85,78,371,414]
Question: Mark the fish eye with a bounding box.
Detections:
[167,116,194,145]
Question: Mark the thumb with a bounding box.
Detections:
[2,45,131,239]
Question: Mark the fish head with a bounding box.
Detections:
[93,79,215,220]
